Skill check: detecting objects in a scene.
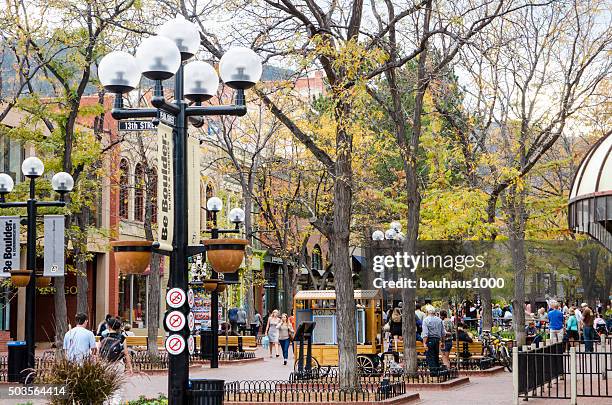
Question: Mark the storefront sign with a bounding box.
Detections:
[187,136,200,245]
[157,123,174,251]
[43,215,65,277]
[165,334,185,355]
[0,216,20,277]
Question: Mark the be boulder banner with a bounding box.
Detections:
[187,136,201,245]
[157,122,174,251]
[43,215,65,277]
[0,216,20,278]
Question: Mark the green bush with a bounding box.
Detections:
[128,394,168,404]
[35,357,126,404]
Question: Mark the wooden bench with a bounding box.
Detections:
[98,334,258,352]
[394,340,484,358]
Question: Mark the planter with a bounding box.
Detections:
[215,282,226,293]
[10,270,32,288]
[111,241,152,275]
[35,275,51,287]
[202,279,220,292]
[203,238,248,273]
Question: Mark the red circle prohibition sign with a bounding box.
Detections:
[169,291,182,305]
[169,337,182,352]
[169,314,182,328]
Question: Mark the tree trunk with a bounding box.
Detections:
[53,275,68,353]
[510,238,527,346]
[147,253,161,357]
[243,192,255,322]
[480,285,493,331]
[75,211,89,316]
[282,261,294,314]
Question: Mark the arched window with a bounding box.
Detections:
[150,168,158,224]
[134,163,144,222]
[119,159,129,220]
[205,183,214,226]
[312,244,322,271]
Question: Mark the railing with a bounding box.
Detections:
[513,335,611,405]
[224,379,407,402]
[289,366,458,384]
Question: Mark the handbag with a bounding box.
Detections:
[262,335,269,348]
[383,322,391,332]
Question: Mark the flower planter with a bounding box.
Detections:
[35,275,52,287]
[203,238,248,273]
[215,282,226,293]
[10,270,32,287]
[111,241,152,275]
[202,279,220,292]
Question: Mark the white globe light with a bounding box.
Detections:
[219,47,263,89]
[184,61,219,102]
[0,174,14,193]
[206,196,223,212]
[384,229,396,240]
[135,36,181,80]
[98,51,141,94]
[52,172,74,192]
[372,230,385,241]
[390,221,402,232]
[229,207,246,224]
[22,156,44,178]
[158,15,201,59]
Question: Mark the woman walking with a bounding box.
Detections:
[265,309,281,358]
[440,310,454,368]
[278,313,295,365]
[566,308,579,349]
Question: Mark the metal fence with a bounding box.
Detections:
[224,379,407,402]
[289,366,458,384]
[513,336,611,405]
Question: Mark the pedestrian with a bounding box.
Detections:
[278,313,295,365]
[566,308,579,349]
[548,302,564,344]
[122,324,135,337]
[265,309,281,358]
[99,317,133,374]
[63,312,96,363]
[440,310,454,368]
[237,307,247,335]
[228,307,239,333]
[390,308,402,339]
[415,303,425,322]
[96,314,112,337]
[582,305,595,352]
[252,310,263,336]
[422,307,445,375]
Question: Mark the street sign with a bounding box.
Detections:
[159,110,176,126]
[118,120,156,131]
[188,335,195,355]
[166,288,186,308]
[187,289,194,308]
[43,215,65,277]
[165,334,185,355]
[188,312,195,331]
[165,310,186,332]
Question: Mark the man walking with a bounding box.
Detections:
[548,302,564,344]
[63,313,96,363]
[422,307,445,375]
[237,307,247,335]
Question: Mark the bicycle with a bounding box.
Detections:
[480,330,512,372]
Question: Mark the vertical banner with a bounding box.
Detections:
[0,216,20,277]
[157,122,174,251]
[43,215,65,277]
[187,136,201,245]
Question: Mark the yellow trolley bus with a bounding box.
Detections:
[293,289,384,374]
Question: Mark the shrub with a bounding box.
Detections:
[35,357,126,404]
[128,394,168,404]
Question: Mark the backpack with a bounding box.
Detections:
[99,333,124,362]
[228,308,238,322]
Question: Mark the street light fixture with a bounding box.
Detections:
[98,14,262,404]
[0,158,73,372]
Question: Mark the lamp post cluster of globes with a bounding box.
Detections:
[372,221,405,242]
[98,14,262,404]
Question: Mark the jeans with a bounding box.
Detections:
[583,326,594,352]
[279,339,291,360]
[550,329,563,344]
[425,337,441,374]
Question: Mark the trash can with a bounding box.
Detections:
[189,378,224,405]
[249,322,258,336]
[7,341,27,383]
[199,329,214,360]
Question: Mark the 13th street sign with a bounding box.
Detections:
[119,120,156,131]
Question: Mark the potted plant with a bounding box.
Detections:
[35,273,51,287]
[10,269,32,287]
[202,279,220,292]
[203,238,247,273]
[110,240,152,274]
[215,282,226,293]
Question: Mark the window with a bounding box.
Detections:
[0,135,25,182]
[150,168,157,224]
[312,244,322,271]
[134,163,145,222]
[119,159,130,220]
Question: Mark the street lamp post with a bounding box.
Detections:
[98,15,261,404]
[203,197,245,368]
[0,159,74,370]
[372,222,405,308]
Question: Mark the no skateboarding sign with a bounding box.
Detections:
[187,289,195,308]
[165,310,186,332]
[165,334,185,355]
[188,335,195,355]
[166,288,186,308]
[188,312,195,331]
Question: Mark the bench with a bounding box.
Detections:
[97,334,257,352]
[394,340,484,358]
